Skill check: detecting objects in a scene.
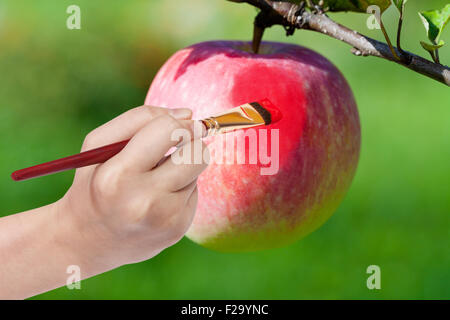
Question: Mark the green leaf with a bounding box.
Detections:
[392,0,407,12]
[420,40,445,52]
[311,0,391,13]
[418,4,450,44]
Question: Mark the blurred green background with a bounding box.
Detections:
[1,0,449,299]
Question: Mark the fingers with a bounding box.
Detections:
[163,185,199,244]
[178,185,199,234]
[109,115,204,173]
[178,179,198,194]
[81,106,192,151]
[151,141,209,192]
[178,185,200,233]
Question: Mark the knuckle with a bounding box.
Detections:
[91,166,122,199]
[138,105,165,119]
[127,196,155,223]
[142,195,158,217]
[158,114,182,132]
[82,130,98,150]
[138,196,167,227]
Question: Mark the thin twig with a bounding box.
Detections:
[435,45,440,64]
[396,6,404,55]
[379,18,400,61]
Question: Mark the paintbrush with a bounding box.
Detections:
[11,99,281,181]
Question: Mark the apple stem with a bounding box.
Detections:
[252,23,264,54]
[253,11,270,54]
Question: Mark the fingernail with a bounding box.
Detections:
[169,108,192,119]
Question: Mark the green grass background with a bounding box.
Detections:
[0,0,449,299]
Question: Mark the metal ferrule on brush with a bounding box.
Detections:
[202,103,267,136]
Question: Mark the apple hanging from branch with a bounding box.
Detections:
[145,41,360,252]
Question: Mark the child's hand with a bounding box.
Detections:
[0,105,209,299]
[57,105,209,269]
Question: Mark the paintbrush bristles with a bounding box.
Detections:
[255,98,282,125]
[249,102,272,125]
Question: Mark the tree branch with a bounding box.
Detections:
[233,0,450,86]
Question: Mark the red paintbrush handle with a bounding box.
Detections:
[11,140,130,181]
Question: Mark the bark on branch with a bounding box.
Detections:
[233,0,450,86]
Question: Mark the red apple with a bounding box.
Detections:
[145,41,360,252]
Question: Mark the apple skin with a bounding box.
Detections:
[145,41,360,252]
